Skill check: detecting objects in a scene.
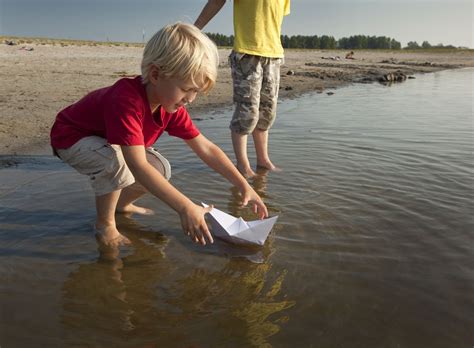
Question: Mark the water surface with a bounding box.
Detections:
[1,68,473,347]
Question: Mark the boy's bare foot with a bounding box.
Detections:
[236,164,256,178]
[94,224,131,247]
[256,160,281,172]
[116,204,155,215]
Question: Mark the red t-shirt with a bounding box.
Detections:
[50,76,200,149]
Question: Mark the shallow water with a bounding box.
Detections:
[1,68,473,347]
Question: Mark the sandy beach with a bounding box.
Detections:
[0,41,472,157]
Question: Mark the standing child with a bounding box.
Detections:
[50,22,268,247]
[195,0,291,177]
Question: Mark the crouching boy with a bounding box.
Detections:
[50,22,268,247]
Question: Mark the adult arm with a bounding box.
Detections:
[121,145,213,245]
[185,134,269,219]
[194,0,226,29]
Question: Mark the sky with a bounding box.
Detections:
[0,0,472,48]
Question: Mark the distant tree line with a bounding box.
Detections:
[206,32,460,50]
[338,35,401,49]
[206,33,399,49]
[281,35,338,49]
[405,41,457,49]
[206,33,234,47]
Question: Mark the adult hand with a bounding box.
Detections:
[179,203,214,245]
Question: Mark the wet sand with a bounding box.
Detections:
[0,41,472,157]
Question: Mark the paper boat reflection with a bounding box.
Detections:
[202,203,278,246]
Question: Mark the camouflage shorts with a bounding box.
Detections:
[229,51,283,134]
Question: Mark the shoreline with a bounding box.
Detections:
[1,43,473,157]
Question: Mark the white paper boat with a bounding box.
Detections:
[202,203,278,246]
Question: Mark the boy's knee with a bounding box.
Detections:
[145,148,171,180]
[256,106,277,131]
[229,116,259,135]
[128,148,172,192]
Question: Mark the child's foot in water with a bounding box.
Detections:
[95,224,131,247]
[256,159,281,172]
[236,164,256,178]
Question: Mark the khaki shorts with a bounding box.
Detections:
[56,136,171,196]
[229,50,282,134]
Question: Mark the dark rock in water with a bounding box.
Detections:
[381,73,392,82]
[327,91,334,95]
[285,86,293,91]
[286,70,295,75]
[379,71,407,83]
[408,76,416,79]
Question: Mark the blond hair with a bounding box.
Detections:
[141,22,219,93]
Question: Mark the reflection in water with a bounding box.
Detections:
[166,257,294,347]
[61,219,171,345]
[227,168,280,220]
[61,213,294,346]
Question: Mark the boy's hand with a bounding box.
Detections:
[240,187,268,219]
[179,203,214,245]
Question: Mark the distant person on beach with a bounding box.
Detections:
[50,22,268,247]
[195,0,291,177]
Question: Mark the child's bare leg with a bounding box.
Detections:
[231,131,256,178]
[116,184,154,215]
[253,128,279,171]
[95,190,131,246]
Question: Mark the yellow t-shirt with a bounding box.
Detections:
[233,0,291,58]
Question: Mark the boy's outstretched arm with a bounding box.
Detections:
[194,0,226,29]
[121,145,214,245]
[185,134,269,219]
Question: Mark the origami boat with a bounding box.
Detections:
[202,203,278,246]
